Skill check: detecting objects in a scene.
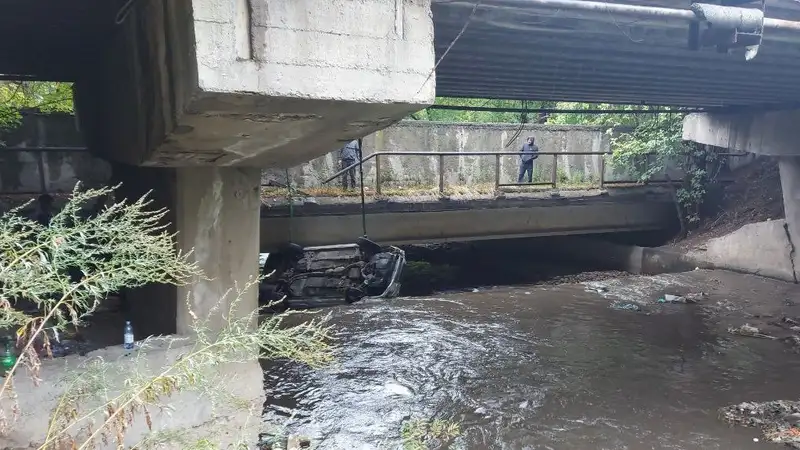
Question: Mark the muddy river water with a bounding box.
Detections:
[263,270,800,449]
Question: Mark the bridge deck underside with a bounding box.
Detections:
[258,190,677,249]
[4,0,800,110]
[433,0,800,108]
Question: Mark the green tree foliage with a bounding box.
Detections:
[0,81,74,132]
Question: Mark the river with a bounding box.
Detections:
[262,270,800,449]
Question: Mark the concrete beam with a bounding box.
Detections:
[259,196,678,250]
[682,111,800,156]
[74,0,435,168]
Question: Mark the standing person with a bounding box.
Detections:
[339,139,361,190]
[35,194,54,227]
[518,136,539,183]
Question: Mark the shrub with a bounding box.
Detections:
[0,185,332,449]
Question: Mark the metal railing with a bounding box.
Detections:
[322,151,749,195]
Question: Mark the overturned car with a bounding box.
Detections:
[258,237,405,308]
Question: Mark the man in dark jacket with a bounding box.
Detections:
[518,136,539,183]
[35,194,54,227]
[339,140,361,190]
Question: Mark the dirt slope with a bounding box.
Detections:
[673,157,785,251]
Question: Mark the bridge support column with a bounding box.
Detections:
[683,111,800,280]
[114,165,261,337]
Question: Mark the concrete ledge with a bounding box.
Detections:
[560,220,800,284]
[0,341,264,449]
[683,111,800,156]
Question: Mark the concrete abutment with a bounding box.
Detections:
[683,112,800,282]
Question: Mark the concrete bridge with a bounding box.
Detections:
[4,0,800,445]
[3,0,800,342]
[259,187,678,250]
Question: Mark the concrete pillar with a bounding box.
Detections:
[174,167,262,335]
[114,165,261,337]
[778,157,800,253]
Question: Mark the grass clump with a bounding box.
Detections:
[400,418,461,450]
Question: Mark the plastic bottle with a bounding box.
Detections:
[1,339,16,377]
[123,321,134,351]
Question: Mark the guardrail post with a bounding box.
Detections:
[599,154,606,189]
[438,154,445,195]
[551,154,558,189]
[375,154,382,195]
[495,154,501,191]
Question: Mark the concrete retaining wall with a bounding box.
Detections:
[551,237,698,275]
[266,121,689,190]
[560,220,800,283]
[0,112,110,193]
[686,220,797,283]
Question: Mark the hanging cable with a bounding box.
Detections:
[285,169,294,243]
[505,100,529,148]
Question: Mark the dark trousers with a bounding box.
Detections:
[341,159,357,189]
[518,160,534,183]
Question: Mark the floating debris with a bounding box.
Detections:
[658,294,688,303]
[585,284,609,295]
[685,292,708,302]
[720,400,800,448]
[784,317,800,328]
[781,335,800,352]
[727,324,778,340]
[610,301,641,312]
[657,293,706,304]
[287,435,311,450]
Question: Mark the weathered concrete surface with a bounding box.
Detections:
[0,112,109,193]
[0,341,264,449]
[778,157,800,265]
[74,0,435,168]
[115,166,261,337]
[550,237,698,275]
[683,111,800,157]
[266,121,691,190]
[174,167,262,335]
[259,188,678,250]
[687,220,796,283]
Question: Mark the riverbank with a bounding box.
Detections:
[671,156,784,252]
[660,157,797,284]
[591,269,800,448]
